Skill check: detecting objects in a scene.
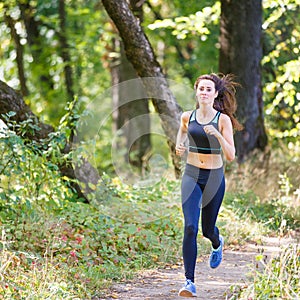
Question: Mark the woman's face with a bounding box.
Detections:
[196,79,218,105]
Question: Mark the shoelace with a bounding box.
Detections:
[185,280,192,287]
[211,251,219,261]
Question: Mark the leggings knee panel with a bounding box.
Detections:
[184,224,198,238]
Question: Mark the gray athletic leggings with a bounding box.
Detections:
[181,163,225,282]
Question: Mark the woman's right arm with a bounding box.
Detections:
[175,111,190,156]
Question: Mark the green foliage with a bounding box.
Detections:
[0,121,74,222]
[234,244,300,299]
[145,1,219,82]
[0,0,111,125]
[0,176,183,298]
[224,176,299,235]
[262,0,300,147]
[148,4,220,40]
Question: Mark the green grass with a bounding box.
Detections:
[229,244,300,300]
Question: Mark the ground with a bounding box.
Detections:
[100,237,294,300]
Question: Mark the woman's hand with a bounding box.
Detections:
[204,115,236,162]
[176,143,187,156]
[203,125,222,139]
[175,111,191,157]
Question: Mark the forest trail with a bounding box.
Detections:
[101,237,294,300]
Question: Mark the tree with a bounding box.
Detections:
[110,0,151,170]
[58,0,75,101]
[0,79,99,201]
[101,0,183,177]
[219,0,268,161]
[3,3,28,97]
[19,0,55,95]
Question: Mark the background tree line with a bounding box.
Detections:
[0,0,299,190]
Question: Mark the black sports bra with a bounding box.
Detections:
[188,110,222,154]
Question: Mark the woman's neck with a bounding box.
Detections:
[197,105,216,116]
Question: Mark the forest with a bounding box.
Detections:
[0,0,299,299]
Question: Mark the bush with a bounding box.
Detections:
[238,244,300,299]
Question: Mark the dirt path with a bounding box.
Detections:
[102,237,294,300]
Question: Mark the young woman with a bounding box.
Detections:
[175,73,243,297]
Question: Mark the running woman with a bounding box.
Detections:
[176,73,243,297]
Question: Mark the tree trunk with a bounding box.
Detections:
[0,80,100,201]
[58,0,75,100]
[101,0,183,177]
[19,0,54,94]
[4,7,29,96]
[110,0,151,170]
[117,44,152,169]
[219,0,268,162]
[110,0,152,171]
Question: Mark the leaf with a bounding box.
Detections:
[127,225,137,235]
[256,254,264,261]
[6,111,16,118]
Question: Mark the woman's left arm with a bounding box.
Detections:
[204,114,236,161]
[217,114,236,161]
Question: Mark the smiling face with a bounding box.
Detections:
[196,79,218,106]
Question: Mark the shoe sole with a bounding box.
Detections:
[210,263,221,268]
[178,290,197,297]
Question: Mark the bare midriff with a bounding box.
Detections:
[187,152,223,169]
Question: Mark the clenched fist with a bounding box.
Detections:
[175,143,187,156]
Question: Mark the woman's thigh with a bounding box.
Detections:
[181,174,202,225]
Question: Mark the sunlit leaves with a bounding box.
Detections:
[0,0,110,125]
[264,62,300,138]
[148,3,220,40]
[262,0,300,29]
[262,0,300,144]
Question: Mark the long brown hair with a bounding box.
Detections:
[194,73,243,131]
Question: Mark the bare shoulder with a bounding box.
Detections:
[219,113,231,122]
[219,113,233,129]
[179,110,193,130]
[181,110,193,122]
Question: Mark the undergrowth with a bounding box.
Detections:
[251,243,299,299]
[225,150,300,300]
[229,244,300,299]
[0,114,299,299]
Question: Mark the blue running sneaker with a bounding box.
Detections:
[178,279,197,297]
[209,235,224,269]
